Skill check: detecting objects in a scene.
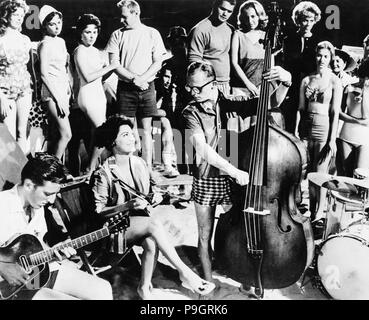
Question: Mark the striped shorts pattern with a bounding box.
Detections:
[192,176,233,206]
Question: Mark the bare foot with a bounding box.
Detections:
[137,283,153,300]
[179,272,215,296]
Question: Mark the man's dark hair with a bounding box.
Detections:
[21,153,69,186]
[212,0,236,12]
[95,115,134,152]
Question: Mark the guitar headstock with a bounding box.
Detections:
[106,212,130,234]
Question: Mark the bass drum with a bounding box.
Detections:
[317,222,369,299]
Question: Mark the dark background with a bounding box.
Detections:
[22,0,369,52]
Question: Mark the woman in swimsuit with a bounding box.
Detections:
[91,116,215,300]
[295,41,343,222]
[0,0,32,153]
[38,5,72,160]
[73,14,118,174]
[336,49,369,177]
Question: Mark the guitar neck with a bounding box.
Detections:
[29,227,110,267]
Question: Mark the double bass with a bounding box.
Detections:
[214,4,314,298]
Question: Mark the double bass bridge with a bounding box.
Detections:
[243,208,270,216]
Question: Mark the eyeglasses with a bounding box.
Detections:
[185,79,215,95]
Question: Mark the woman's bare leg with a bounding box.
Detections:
[83,102,106,172]
[51,262,113,300]
[312,141,332,221]
[356,145,369,169]
[137,237,158,299]
[126,216,214,295]
[46,99,72,159]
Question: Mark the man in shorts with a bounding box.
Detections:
[105,0,167,178]
[182,61,292,283]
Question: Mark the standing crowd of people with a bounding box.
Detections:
[0,0,368,300]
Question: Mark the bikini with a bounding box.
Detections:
[299,81,332,143]
[339,85,369,146]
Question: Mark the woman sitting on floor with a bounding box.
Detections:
[90,115,215,300]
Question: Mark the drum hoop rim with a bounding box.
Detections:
[330,190,363,204]
[317,231,369,258]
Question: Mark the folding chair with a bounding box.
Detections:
[45,175,138,276]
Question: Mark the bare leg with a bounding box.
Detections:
[32,287,79,300]
[311,141,332,221]
[137,237,158,300]
[52,262,113,300]
[126,216,215,295]
[83,102,106,173]
[161,117,178,174]
[194,203,217,282]
[356,145,369,169]
[139,117,153,172]
[128,116,141,153]
[46,99,72,159]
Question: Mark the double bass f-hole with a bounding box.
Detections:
[214,1,311,299]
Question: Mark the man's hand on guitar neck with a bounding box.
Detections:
[0,262,30,286]
[52,242,77,262]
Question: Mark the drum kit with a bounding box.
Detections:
[307,169,369,300]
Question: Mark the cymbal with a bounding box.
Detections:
[322,180,358,194]
[307,172,369,192]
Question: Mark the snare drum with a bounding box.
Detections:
[317,221,369,299]
[353,168,369,202]
[324,190,364,239]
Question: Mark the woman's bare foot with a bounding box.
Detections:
[179,272,215,296]
[137,283,153,300]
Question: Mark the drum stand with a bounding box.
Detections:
[299,245,331,298]
[301,187,369,298]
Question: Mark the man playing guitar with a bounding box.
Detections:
[0,153,113,300]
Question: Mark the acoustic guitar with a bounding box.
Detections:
[0,212,129,300]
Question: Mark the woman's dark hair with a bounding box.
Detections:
[0,0,29,35]
[41,11,63,31]
[212,0,236,12]
[21,152,68,186]
[95,115,134,151]
[76,13,101,39]
[357,59,369,78]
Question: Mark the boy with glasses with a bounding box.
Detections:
[182,61,292,286]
